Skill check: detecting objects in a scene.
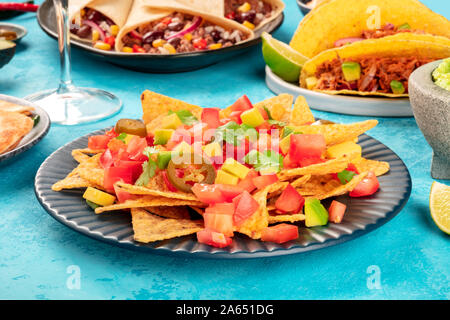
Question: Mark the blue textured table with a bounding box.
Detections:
[0,0,449,300]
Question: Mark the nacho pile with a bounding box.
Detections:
[52,90,389,248]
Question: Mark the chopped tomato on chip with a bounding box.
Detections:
[100,149,115,169]
[252,173,279,190]
[104,167,133,191]
[113,183,132,203]
[298,157,325,167]
[328,200,346,223]
[349,171,379,197]
[204,213,234,237]
[237,169,258,193]
[191,183,226,204]
[233,191,259,226]
[229,111,243,124]
[201,108,221,129]
[216,184,245,202]
[126,136,148,161]
[197,229,232,248]
[114,160,143,181]
[289,134,326,162]
[275,184,305,214]
[88,135,111,150]
[231,94,253,112]
[107,138,126,152]
[261,224,299,244]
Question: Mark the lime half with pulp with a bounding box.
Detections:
[261,32,308,83]
[429,181,450,235]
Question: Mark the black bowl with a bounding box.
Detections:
[37,0,284,73]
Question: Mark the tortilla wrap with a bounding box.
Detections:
[0,110,33,155]
[116,0,254,52]
[0,100,34,115]
[290,0,450,58]
[69,0,134,30]
[300,38,450,97]
[143,0,285,31]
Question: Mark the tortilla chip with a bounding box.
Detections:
[51,172,95,191]
[289,120,378,146]
[131,208,203,243]
[76,154,105,187]
[189,206,205,216]
[0,99,34,114]
[278,157,350,180]
[235,187,270,239]
[71,148,104,163]
[315,172,368,200]
[95,196,204,214]
[254,93,293,123]
[115,181,198,201]
[290,174,312,188]
[296,175,341,196]
[354,158,390,176]
[144,206,191,219]
[0,110,34,155]
[269,213,306,224]
[289,96,315,126]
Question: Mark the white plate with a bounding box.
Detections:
[265,66,413,117]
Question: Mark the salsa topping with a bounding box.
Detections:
[224,0,274,29]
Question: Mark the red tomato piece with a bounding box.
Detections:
[104,36,115,47]
[191,183,226,204]
[328,200,347,223]
[160,17,172,24]
[126,136,148,161]
[275,184,305,214]
[255,122,271,132]
[256,106,269,120]
[298,157,325,168]
[216,185,245,202]
[237,169,258,193]
[204,213,234,236]
[132,44,145,53]
[201,108,221,129]
[289,134,326,162]
[193,38,207,50]
[282,154,297,168]
[197,229,233,248]
[113,183,132,203]
[161,170,178,192]
[229,111,243,124]
[261,224,299,244]
[349,171,380,197]
[103,167,133,192]
[171,128,193,145]
[231,95,253,113]
[252,174,279,190]
[205,203,235,215]
[100,149,115,169]
[225,12,236,19]
[88,135,111,150]
[105,129,118,139]
[233,191,260,226]
[107,138,126,153]
[114,160,143,181]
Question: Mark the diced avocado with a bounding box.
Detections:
[173,141,192,154]
[203,142,223,157]
[326,141,362,160]
[222,158,250,179]
[240,108,265,128]
[86,200,101,210]
[161,113,182,129]
[0,39,16,69]
[305,198,329,227]
[397,22,411,30]
[154,129,174,145]
[156,151,172,169]
[279,135,291,155]
[390,80,405,94]
[215,169,239,185]
[83,187,116,206]
[305,76,318,90]
[341,61,361,82]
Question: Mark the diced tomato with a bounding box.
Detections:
[113,183,132,203]
[193,38,207,50]
[107,138,126,153]
[255,122,271,132]
[289,134,326,162]
[252,173,279,190]
[216,184,245,202]
[261,224,299,244]
[231,95,253,113]
[349,171,380,197]
[145,135,154,146]
[103,167,133,192]
[205,203,235,215]
[204,213,234,237]
[192,183,226,204]
[100,149,115,169]
[256,106,269,120]
[114,160,143,181]
[88,135,111,150]
[132,44,146,53]
[160,17,172,24]
[229,111,243,124]
[275,184,305,214]
[201,108,221,129]
[237,169,258,193]
[105,128,118,139]
[126,136,148,161]
[298,157,325,168]
[104,36,115,47]
[328,200,346,223]
[225,12,236,19]
[171,127,193,145]
[160,170,178,192]
[282,154,297,168]
[233,191,260,226]
[129,30,143,40]
[197,229,232,248]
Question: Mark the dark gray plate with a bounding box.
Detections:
[0,94,50,164]
[36,0,284,73]
[34,128,411,258]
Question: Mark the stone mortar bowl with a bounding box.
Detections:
[409,59,450,179]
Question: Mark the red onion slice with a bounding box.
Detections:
[82,20,106,41]
[166,16,203,40]
[334,37,365,47]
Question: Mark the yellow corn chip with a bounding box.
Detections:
[115,181,199,201]
[235,187,270,239]
[254,93,293,123]
[189,206,205,216]
[290,174,312,188]
[72,148,104,163]
[145,206,191,219]
[278,157,350,180]
[289,96,315,126]
[353,158,390,177]
[315,172,368,200]
[269,213,306,224]
[77,155,104,188]
[52,172,96,191]
[131,208,203,243]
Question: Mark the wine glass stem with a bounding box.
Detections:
[53,0,74,93]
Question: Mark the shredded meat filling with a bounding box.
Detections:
[362,23,424,39]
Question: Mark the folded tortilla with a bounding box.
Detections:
[69,0,134,29]
[116,0,254,52]
[143,0,285,31]
[300,38,450,97]
[290,0,450,58]
[0,110,33,155]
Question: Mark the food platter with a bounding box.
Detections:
[35,128,411,259]
[37,0,284,73]
[265,66,413,117]
[0,94,50,164]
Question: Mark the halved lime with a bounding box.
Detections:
[429,181,450,235]
[261,32,309,83]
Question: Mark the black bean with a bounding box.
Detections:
[77,25,91,38]
[210,30,222,42]
[87,10,102,23]
[168,37,181,47]
[168,22,184,31]
[142,30,164,44]
[70,23,80,34]
[235,10,256,24]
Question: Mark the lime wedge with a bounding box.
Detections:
[429,181,450,235]
[261,32,309,83]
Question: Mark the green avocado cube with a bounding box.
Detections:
[156,151,173,169]
[390,80,405,94]
[305,198,329,227]
[341,61,361,82]
[240,108,265,128]
[154,129,174,145]
[397,23,411,30]
[161,113,182,130]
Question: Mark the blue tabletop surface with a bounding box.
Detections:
[0,0,449,300]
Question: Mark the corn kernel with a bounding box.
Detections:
[208,43,222,50]
[152,39,166,48]
[80,9,85,17]
[238,2,251,12]
[163,43,177,54]
[110,25,120,36]
[122,46,133,53]
[92,30,100,42]
[184,33,193,41]
[94,41,111,51]
[242,21,255,30]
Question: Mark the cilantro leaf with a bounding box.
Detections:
[168,110,198,126]
[135,160,157,186]
[214,122,257,146]
[262,106,286,127]
[244,150,284,173]
[142,146,159,158]
[116,133,128,142]
[337,170,356,184]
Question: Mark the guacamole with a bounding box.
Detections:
[432,58,450,91]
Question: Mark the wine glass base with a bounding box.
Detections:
[25,87,122,125]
